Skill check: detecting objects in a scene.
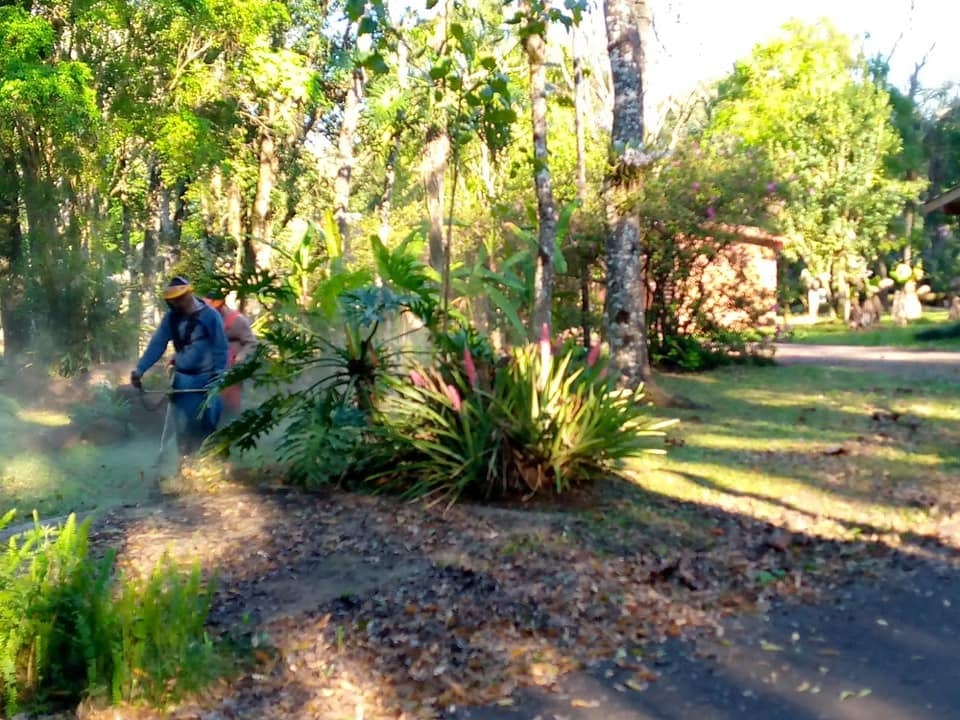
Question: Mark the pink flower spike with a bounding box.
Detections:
[690,181,700,191]
[706,206,716,220]
[538,322,552,389]
[766,182,777,193]
[445,383,462,412]
[463,347,478,389]
[586,343,601,368]
[410,369,426,387]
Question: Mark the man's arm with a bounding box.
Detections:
[232,315,258,363]
[135,314,172,377]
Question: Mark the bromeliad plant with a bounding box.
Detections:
[372,325,675,504]
[371,361,501,503]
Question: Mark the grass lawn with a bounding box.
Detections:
[0,392,165,520]
[623,364,960,553]
[784,308,960,349]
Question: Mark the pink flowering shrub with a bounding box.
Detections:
[370,335,674,504]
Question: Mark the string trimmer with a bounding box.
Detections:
[138,386,208,465]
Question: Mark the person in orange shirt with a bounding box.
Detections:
[203,290,258,415]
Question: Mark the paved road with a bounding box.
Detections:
[449,565,960,720]
[773,343,960,379]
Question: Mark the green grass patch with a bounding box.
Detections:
[0,393,164,519]
[626,364,960,546]
[0,512,226,715]
[785,309,960,349]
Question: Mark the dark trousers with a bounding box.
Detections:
[172,371,222,454]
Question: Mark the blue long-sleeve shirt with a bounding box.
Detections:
[136,298,228,378]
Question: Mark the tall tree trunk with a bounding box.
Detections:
[422,125,449,273]
[20,136,61,340]
[603,0,650,387]
[247,119,277,274]
[573,26,591,347]
[903,169,918,265]
[227,172,243,262]
[168,179,187,262]
[523,9,558,337]
[335,68,364,257]
[378,123,401,243]
[118,168,141,352]
[141,159,163,335]
[379,15,409,244]
[573,28,588,203]
[0,152,28,357]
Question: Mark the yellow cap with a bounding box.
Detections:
[163,277,193,299]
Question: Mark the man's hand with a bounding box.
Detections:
[130,370,143,389]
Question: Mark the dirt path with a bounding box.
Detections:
[774,343,960,379]
[52,468,952,720]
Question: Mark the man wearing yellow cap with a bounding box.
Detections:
[130,276,228,454]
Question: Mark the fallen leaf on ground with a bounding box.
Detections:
[571,698,600,708]
[839,688,872,701]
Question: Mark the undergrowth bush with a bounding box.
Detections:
[207,236,675,504]
[650,329,776,371]
[68,383,132,429]
[279,395,370,488]
[0,510,221,716]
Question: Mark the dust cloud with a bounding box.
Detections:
[0,362,175,523]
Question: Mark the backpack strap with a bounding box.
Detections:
[170,309,203,353]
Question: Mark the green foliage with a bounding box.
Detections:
[370,339,673,504]
[211,226,673,501]
[207,247,415,461]
[650,330,773,372]
[706,20,925,291]
[107,557,218,704]
[0,512,220,714]
[624,131,778,368]
[266,212,374,313]
[154,110,224,183]
[368,365,502,503]
[68,384,132,429]
[279,397,369,488]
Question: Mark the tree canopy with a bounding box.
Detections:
[704,21,924,302]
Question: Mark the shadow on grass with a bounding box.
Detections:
[650,364,960,516]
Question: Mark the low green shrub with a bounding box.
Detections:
[370,333,675,504]
[68,383,131,428]
[0,510,102,713]
[108,558,219,704]
[651,329,775,371]
[370,365,502,502]
[0,510,221,715]
[278,395,370,488]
